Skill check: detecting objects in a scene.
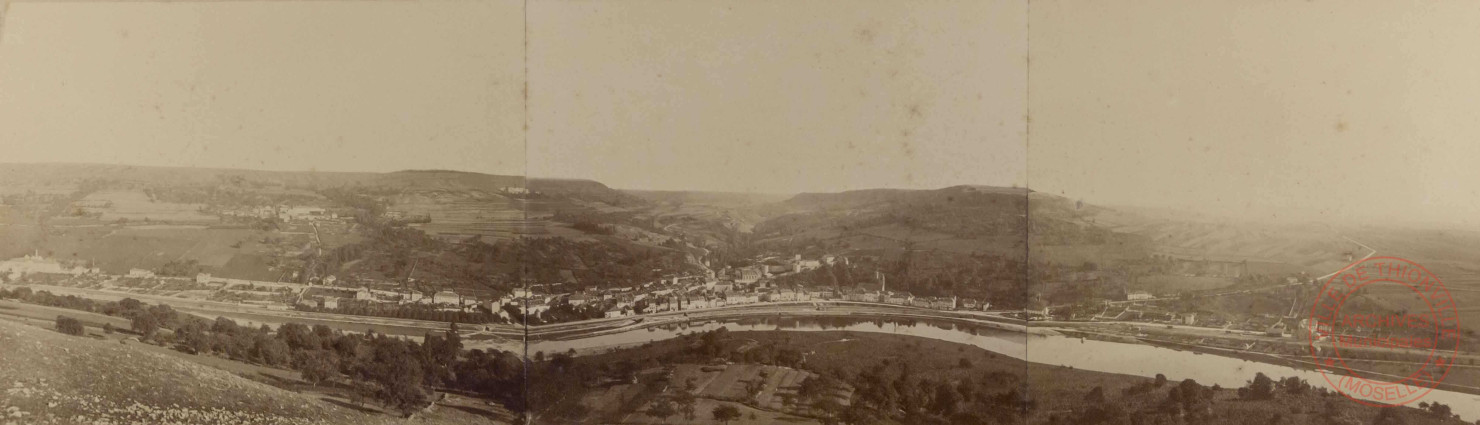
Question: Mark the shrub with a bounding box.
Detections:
[56,316,85,336]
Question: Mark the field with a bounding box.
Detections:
[391,194,545,241]
[76,189,217,223]
[1131,275,1236,294]
[576,363,827,425]
[0,221,340,282]
[13,225,272,274]
[0,299,133,330]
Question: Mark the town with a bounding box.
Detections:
[0,248,995,327]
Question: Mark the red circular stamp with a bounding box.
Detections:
[1305,256,1460,407]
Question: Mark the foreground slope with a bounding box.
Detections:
[0,319,502,425]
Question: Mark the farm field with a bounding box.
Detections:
[1,222,331,282]
[1130,275,1235,294]
[75,189,217,223]
[22,225,271,274]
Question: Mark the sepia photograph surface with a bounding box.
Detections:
[2,0,1479,424]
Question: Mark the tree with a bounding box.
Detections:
[131,313,159,340]
[645,399,677,424]
[798,375,828,403]
[1246,373,1275,400]
[55,316,84,336]
[295,350,339,386]
[712,404,741,425]
[253,335,291,366]
[674,388,698,421]
[102,322,114,334]
[1373,407,1408,425]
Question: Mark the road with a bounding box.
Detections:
[1314,236,1377,281]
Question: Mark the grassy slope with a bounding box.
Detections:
[0,318,509,425]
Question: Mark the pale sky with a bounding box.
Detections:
[528,0,1028,193]
[0,1,525,176]
[1030,0,1480,227]
[14,0,1473,225]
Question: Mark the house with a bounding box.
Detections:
[843,288,874,302]
[687,296,712,309]
[195,273,212,284]
[731,292,759,304]
[605,307,626,318]
[323,275,338,286]
[568,293,593,306]
[127,268,155,278]
[930,297,956,310]
[772,287,799,302]
[525,299,551,316]
[1126,291,1154,301]
[961,298,979,310]
[321,297,340,309]
[887,293,912,305]
[737,267,764,283]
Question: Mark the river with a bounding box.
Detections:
[508,316,1480,420]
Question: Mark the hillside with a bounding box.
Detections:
[0,318,507,425]
[623,190,792,208]
[753,185,1031,256]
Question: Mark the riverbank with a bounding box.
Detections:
[1053,325,1480,399]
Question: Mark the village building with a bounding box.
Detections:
[930,296,957,310]
[886,293,912,305]
[568,293,593,306]
[737,266,764,283]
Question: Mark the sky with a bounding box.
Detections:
[9,0,1477,228]
[527,0,1028,193]
[0,1,526,176]
[1029,0,1480,227]
[1,0,1027,195]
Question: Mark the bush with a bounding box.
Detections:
[56,316,85,336]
